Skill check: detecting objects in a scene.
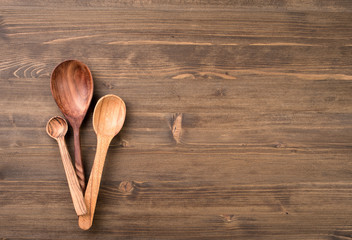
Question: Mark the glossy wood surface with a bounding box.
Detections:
[79,95,126,230]
[1,1,352,239]
[51,60,94,191]
[46,116,87,216]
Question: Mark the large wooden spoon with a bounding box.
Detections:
[50,60,93,191]
[46,116,87,216]
[79,94,126,230]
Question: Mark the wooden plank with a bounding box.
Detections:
[0,0,352,239]
[1,181,352,239]
[1,0,352,11]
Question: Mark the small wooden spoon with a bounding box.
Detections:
[50,60,93,191]
[46,116,87,216]
[79,94,126,230]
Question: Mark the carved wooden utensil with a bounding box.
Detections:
[50,60,93,191]
[79,94,126,230]
[46,116,87,216]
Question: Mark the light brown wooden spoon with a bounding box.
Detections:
[78,94,126,230]
[46,116,87,216]
[50,60,93,191]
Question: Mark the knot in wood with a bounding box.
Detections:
[220,214,235,223]
[275,142,287,148]
[170,113,183,143]
[119,139,128,147]
[119,181,134,194]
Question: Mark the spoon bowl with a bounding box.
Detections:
[51,60,93,191]
[46,116,68,139]
[51,60,93,125]
[93,94,126,136]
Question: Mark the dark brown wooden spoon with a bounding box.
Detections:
[50,60,93,191]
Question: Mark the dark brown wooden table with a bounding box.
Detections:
[1,1,352,239]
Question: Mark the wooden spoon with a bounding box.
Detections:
[46,116,87,216]
[50,60,93,191]
[78,94,126,230]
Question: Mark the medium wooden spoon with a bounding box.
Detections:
[46,116,87,216]
[79,94,126,230]
[50,60,93,191]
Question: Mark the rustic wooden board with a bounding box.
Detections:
[1,1,352,239]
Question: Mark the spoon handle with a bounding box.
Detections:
[57,137,87,216]
[73,128,86,192]
[78,136,111,230]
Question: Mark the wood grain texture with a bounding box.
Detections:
[0,0,352,239]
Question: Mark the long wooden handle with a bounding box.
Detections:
[57,137,87,216]
[78,136,111,230]
[73,128,86,192]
